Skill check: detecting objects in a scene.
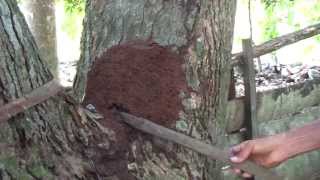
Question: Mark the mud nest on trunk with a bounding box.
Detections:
[83,40,188,179]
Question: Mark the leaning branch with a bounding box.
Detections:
[0,79,63,122]
[232,23,320,66]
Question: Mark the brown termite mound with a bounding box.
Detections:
[83,40,189,179]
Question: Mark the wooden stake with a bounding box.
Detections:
[241,39,258,139]
[118,112,283,180]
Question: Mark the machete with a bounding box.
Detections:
[118,111,283,180]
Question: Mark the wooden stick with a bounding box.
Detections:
[241,39,258,138]
[0,79,63,122]
[119,112,283,180]
[232,22,320,66]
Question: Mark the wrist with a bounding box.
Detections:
[277,129,320,160]
[273,133,292,162]
[263,132,287,151]
[254,133,289,167]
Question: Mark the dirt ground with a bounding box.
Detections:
[83,40,188,179]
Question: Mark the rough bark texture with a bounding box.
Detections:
[21,0,58,77]
[74,0,237,179]
[0,0,115,179]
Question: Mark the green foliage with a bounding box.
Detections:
[315,35,320,43]
[64,0,85,13]
[302,2,320,23]
[287,9,295,26]
[261,0,295,8]
[261,0,278,8]
[261,5,278,41]
[55,0,84,40]
[260,0,297,41]
[257,0,320,63]
[61,10,83,39]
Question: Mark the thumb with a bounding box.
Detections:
[230,141,254,163]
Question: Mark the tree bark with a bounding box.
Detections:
[0,0,114,179]
[20,0,58,77]
[74,0,237,179]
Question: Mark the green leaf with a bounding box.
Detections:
[64,0,84,13]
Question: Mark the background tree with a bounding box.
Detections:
[20,0,58,77]
[0,0,114,179]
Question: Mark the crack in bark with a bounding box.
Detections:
[0,16,21,99]
[6,0,35,91]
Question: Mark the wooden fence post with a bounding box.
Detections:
[228,68,236,100]
[241,39,258,139]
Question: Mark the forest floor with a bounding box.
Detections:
[235,61,320,97]
[59,60,77,87]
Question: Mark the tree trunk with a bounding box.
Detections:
[0,0,114,179]
[20,0,58,77]
[74,0,237,179]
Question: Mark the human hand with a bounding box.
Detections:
[230,135,288,178]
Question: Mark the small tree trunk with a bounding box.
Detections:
[0,0,113,179]
[20,0,58,77]
[74,1,237,179]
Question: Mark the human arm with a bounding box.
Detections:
[230,120,320,177]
